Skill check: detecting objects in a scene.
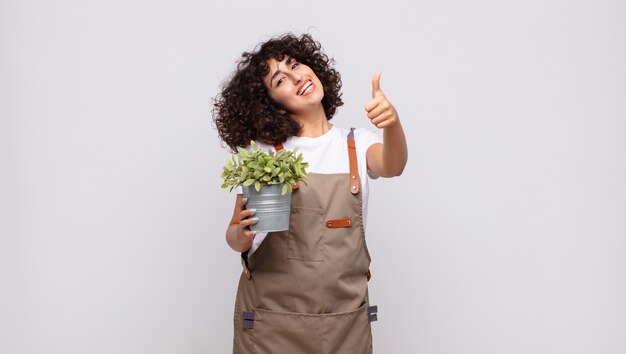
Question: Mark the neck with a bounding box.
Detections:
[293,105,332,138]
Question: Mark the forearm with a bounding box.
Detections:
[382,119,408,176]
[226,223,252,253]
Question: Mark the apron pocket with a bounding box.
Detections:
[251,302,371,354]
[286,206,326,262]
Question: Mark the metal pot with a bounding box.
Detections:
[243,183,291,232]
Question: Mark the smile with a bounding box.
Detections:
[298,81,316,96]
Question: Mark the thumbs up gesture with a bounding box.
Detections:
[364,71,399,129]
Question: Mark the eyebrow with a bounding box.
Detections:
[269,56,292,86]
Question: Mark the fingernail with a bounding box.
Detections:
[252,217,259,223]
[249,209,256,214]
[243,197,248,202]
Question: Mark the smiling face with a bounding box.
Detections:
[262,55,325,114]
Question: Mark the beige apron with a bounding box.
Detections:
[233,128,377,354]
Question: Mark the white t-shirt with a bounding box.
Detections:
[235,124,384,255]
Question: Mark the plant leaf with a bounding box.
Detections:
[238,148,250,159]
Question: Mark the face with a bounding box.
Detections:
[262,55,324,114]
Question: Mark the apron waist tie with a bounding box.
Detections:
[368,305,378,323]
[242,311,255,329]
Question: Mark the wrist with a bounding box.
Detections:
[236,228,253,251]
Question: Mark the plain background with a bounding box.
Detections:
[1,0,625,353]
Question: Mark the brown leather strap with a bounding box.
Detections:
[347,128,360,194]
[274,143,299,190]
[325,218,352,228]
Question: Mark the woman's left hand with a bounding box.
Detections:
[364,72,400,129]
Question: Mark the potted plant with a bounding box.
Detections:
[221,140,309,232]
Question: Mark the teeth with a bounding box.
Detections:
[299,81,312,95]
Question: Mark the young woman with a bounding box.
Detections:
[212,32,407,353]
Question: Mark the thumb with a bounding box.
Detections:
[371,71,382,98]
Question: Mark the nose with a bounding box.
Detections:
[292,73,303,85]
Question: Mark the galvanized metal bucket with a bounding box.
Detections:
[243,183,291,232]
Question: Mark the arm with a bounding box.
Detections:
[366,119,408,177]
[225,194,258,253]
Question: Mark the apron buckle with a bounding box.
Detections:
[367,305,378,323]
[242,311,255,329]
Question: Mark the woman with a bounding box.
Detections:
[212,32,407,353]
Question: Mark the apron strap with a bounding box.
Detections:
[347,127,360,194]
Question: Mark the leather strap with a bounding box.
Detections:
[325,218,352,228]
[274,143,299,190]
[347,127,360,194]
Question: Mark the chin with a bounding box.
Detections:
[312,89,324,101]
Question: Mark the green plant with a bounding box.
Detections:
[221,140,309,195]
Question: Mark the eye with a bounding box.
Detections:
[276,62,299,86]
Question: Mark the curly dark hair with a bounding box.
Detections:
[211,32,344,152]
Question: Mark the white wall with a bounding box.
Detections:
[1,0,625,353]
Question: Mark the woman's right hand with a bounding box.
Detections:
[226,194,260,253]
[236,197,258,244]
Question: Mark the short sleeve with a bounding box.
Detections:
[356,128,384,179]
